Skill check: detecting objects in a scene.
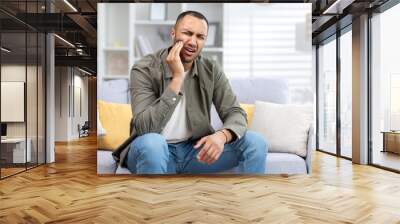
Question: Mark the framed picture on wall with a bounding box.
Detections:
[205,23,218,47]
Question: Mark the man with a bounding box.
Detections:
[114,11,267,174]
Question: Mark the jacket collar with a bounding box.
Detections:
[161,47,200,79]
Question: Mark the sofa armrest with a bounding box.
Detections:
[305,126,314,174]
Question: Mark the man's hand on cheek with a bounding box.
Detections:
[194,132,227,165]
[166,40,185,79]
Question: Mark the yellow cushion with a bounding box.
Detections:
[98,100,132,150]
[240,103,255,127]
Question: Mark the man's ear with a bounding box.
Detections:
[170,28,176,41]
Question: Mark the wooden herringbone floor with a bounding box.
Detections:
[1,136,400,223]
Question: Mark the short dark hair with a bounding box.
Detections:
[175,10,209,29]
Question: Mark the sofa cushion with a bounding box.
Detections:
[240,103,255,127]
[250,101,312,157]
[98,100,132,150]
[229,77,290,104]
[211,77,289,130]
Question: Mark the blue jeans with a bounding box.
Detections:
[126,131,267,174]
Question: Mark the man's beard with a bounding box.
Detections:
[181,55,194,63]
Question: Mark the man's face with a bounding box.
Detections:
[171,15,208,63]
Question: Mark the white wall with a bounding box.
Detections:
[55,67,89,141]
[71,73,89,138]
[55,67,69,141]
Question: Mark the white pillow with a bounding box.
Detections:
[249,101,313,157]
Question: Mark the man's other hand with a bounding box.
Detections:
[194,132,227,165]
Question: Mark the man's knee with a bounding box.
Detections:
[128,133,170,174]
[241,131,268,157]
[131,133,169,159]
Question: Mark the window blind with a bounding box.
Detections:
[223,3,313,104]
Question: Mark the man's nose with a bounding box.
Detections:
[187,36,196,47]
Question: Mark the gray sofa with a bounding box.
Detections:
[97,77,314,175]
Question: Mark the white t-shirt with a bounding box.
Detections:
[161,72,192,143]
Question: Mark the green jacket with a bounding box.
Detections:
[112,47,247,167]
